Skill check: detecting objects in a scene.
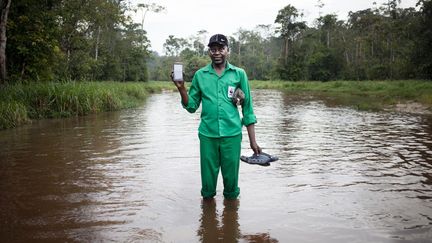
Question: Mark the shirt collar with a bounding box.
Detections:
[203,61,234,73]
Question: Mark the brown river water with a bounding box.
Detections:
[1,90,432,242]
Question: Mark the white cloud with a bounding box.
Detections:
[130,0,418,54]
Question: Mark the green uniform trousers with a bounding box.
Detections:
[199,133,242,199]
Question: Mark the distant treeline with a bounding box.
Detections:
[1,0,150,84]
[151,0,432,81]
[1,0,431,84]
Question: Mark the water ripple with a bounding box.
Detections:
[1,90,431,242]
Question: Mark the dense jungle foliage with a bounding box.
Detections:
[0,0,431,84]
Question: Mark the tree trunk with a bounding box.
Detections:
[355,41,359,64]
[238,42,241,65]
[0,0,11,84]
[345,51,350,65]
[284,37,289,65]
[342,34,350,65]
[20,62,25,80]
[95,26,101,60]
[326,30,330,48]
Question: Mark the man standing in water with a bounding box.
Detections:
[172,34,261,200]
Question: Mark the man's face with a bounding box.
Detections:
[208,44,228,65]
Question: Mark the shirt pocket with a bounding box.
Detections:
[224,79,240,100]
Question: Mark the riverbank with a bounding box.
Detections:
[1,80,431,130]
[251,80,432,113]
[0,81,175,130]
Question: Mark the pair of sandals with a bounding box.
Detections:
[240,152,279,166]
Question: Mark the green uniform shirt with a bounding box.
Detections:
[182,62,257,138]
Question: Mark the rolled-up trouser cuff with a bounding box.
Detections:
[223,188,240,199]
[201,190,216,198]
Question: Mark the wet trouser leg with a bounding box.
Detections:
[199,133,242,199]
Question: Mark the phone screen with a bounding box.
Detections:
[173,63,183,81]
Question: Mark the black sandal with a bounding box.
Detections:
[240,152,278,166]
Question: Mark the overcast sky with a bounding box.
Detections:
[130,0,418,54]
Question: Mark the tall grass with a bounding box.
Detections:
[0,101,28,130]
[251,80,432,107]
[0,81,175,129]
[1,80,431,130]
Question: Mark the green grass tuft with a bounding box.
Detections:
[0,101,29,129]
[0,81,178,129]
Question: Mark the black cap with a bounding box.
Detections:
[208,34,228,47]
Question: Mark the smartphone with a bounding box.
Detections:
[173,62,183,81]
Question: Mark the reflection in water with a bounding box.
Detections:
[0,90,431,242]
[0,112,128,242]
[198,199,278,243]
